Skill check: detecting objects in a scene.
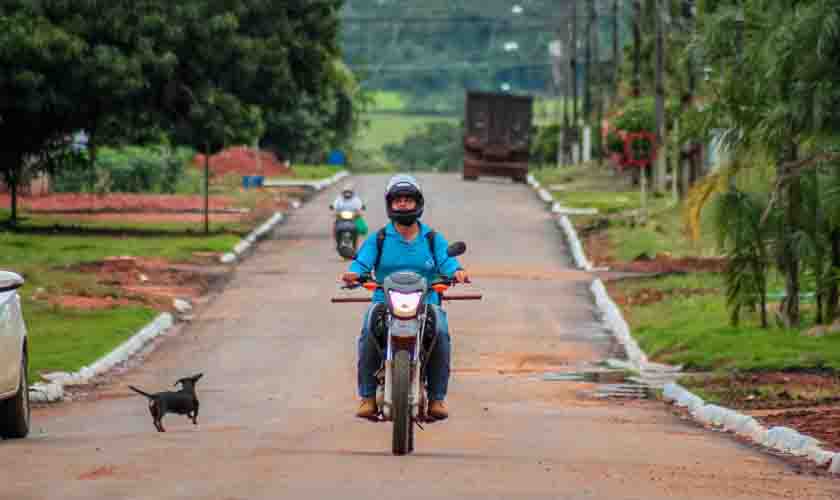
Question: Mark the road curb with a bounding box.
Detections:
[262,170,349,190]
[30,171,349,404]
[590,279,648,371]
[30,313,174,403]
[527,175,593,271]
[528,173,840,472]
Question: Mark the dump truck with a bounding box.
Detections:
[462,91,534,183]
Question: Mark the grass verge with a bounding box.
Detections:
[289,164,344,180]
[612,273,837,373]
[25,301,157,384]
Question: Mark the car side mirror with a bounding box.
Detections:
[446,242,466,258]
[0,271,24,292]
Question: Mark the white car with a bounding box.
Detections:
[0,271,29,439]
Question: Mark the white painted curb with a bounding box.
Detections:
[590,279,648,370]
[30,313,175,403]
[263,170,349,190]
[662,382,839,470]
[558,216,593,271]
[220,212,286,263]
[527,174,594,271]
[529,174,840,472]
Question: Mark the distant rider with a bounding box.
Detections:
[341,175,469,420]
[331,184,368,243]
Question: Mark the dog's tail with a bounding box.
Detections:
[128,385,154,399]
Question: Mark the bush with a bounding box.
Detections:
[531,124,561,165]
[607,130,624,155]
[53,145,196,194]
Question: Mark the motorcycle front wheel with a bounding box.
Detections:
[392,350,413,455]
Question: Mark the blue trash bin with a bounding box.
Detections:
[242,175,252,189]
[253,176,264,188]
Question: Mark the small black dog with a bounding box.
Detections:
[129,373,203,432]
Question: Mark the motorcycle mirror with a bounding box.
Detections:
[446,242,467,258]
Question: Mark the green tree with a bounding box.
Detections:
[696,0,840,326]
[0,1,353,225]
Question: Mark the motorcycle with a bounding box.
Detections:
[332,241,482,455]
[332,209,359,259]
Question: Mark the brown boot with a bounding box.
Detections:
[356,398,378,419]
[427,400,449,420]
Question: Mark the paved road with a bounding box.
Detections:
[2,174,837,499]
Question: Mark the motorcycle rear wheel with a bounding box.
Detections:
[392,350,412,455]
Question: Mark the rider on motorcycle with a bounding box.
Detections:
[342,175,469,421]
[331,184,368,241]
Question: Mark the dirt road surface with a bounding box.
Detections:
[2,174,837,500]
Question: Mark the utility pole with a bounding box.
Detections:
[552,25,566,167]
[571,0,580,164]
[681,0,697,194]
[562,14,573,167]
[613,0,620,98]
[584,0,593,120]
[632,0,642,97]
[592,0,602,165]
[654,0,668,192]
[204,142,210,235]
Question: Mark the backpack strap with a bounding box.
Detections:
[373,227,388,272]
[425,230,438,269]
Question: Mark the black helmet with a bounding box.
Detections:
[385,174,424,226]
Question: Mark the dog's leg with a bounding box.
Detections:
[192,402,199,425]
[149,401,166,432]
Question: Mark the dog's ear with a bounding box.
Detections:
[191,373,203,382]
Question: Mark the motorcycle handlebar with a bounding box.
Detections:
[441,293,482,301]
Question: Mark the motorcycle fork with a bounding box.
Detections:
[380,312,427,421]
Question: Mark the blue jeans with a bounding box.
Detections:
[358,304,451,401]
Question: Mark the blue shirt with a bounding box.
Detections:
[349,222,461,305]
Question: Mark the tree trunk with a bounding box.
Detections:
[584,0,593,121]
[9,170,18,227]
[779,143,801,327]
[571,0,579,162]
[827,228,840,322]
[613,0,620,97]
[654,0,667,192]
[760,271,768,328]
[632,0,642,97]
[592,0,601,165]
[2,152,23,227]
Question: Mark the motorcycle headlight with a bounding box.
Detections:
[339,211,355,220]
[388,290,423,319]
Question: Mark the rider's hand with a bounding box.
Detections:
[454,270,469,284]
[341,272,360,284]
